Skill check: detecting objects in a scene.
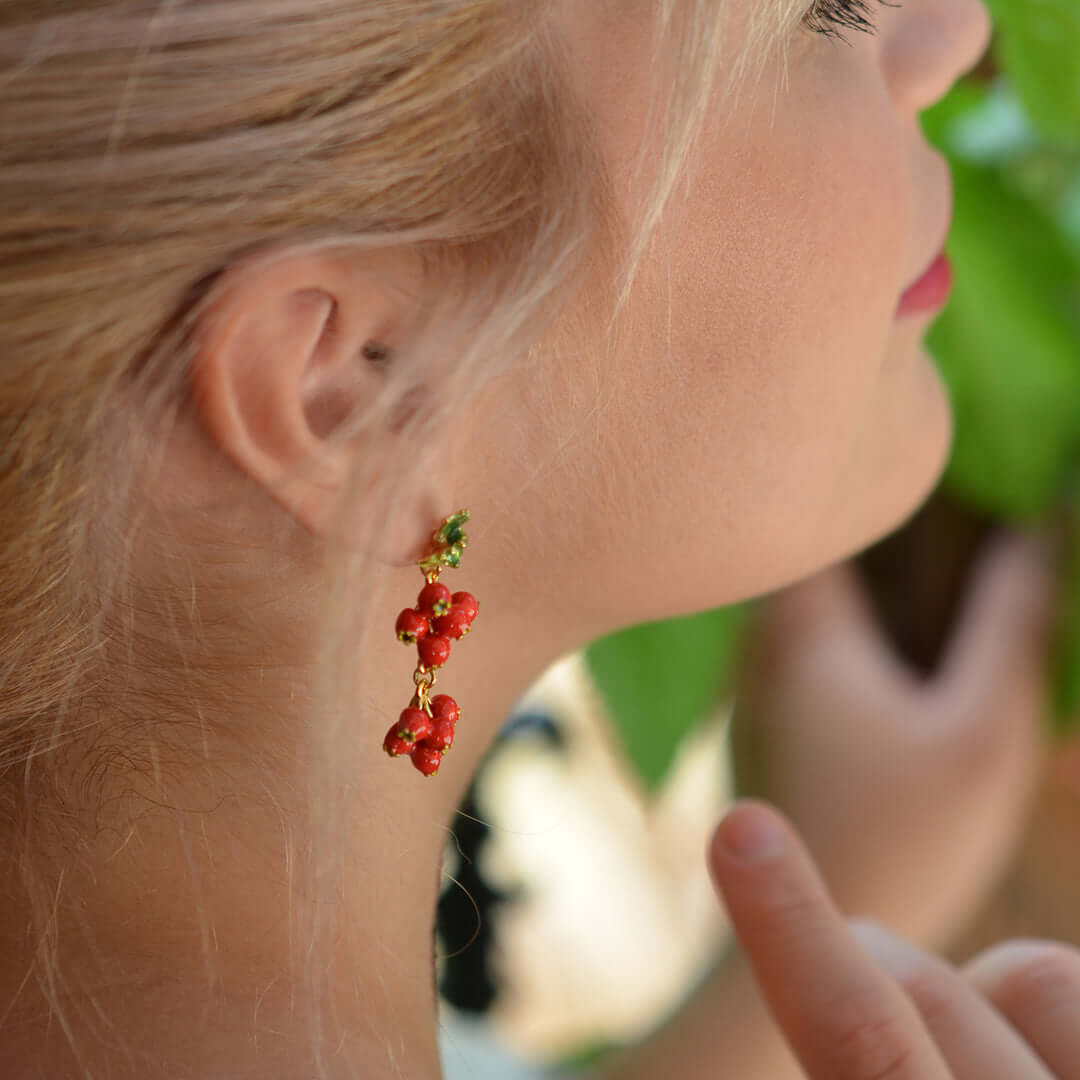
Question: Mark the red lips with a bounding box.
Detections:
[896,251,953,318]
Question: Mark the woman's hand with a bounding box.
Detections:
[709,799,1080,1080]
[729,531,1056,949]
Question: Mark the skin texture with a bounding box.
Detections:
[495,0,982,631]
[0,0,997,1077]
[705,802,1074,1080]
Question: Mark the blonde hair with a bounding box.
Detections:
[0,0,802,1073]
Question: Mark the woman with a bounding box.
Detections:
[0,0,1075,1076]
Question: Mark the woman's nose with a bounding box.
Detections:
[881,0,994,115]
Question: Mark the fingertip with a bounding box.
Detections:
[707,812,953,1079]
[710,800,788,873]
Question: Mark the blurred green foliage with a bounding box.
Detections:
[981,0,1080,151]
[584,606,745,790]
[586,0,1080,788]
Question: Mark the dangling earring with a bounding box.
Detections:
[383,510,479,777]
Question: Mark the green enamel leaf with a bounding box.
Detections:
[438,510,470,547]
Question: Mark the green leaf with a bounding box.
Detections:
[983,0,1080,149]
[928,159,1080,521]
[583,605,745,790]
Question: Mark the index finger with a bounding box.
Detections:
[707,800,953,1080]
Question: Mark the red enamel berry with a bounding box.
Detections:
[383,724,412,757]
[411,744,443,777]
[417,581,452,618]
[429,694,460,726]
[433,608,471,641]
[451,592,479,622]
[422,718,456,753]
[395,706,432,744]
[395,609,429,645]
[417,634,451,670]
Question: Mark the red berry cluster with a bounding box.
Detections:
[382,693,461,776]
[385,578,479,776]
[394,581,479,670]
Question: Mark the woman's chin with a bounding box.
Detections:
[829,350,954,572]
[741,356,954,605]
[589,351,955,627]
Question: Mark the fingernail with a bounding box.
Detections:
[851,919,925,979]
[717,803,786,865]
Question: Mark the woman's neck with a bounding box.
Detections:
[0,559,564,1078]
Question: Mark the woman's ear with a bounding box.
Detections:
[190,246,442,555]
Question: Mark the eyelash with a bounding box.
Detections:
[802,0,899,43]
